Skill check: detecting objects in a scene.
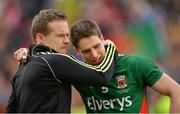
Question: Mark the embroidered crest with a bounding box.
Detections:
[116,75,127,88]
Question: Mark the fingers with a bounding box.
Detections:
[104,39,114,46]
[22,48,28,59]
[14,48,28,61]
[14,49,21,61]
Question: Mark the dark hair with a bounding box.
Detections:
[70,19,102,48]
[31,9,67,42]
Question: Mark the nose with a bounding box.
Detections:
[64,35,70,44]
[91,49,98,58]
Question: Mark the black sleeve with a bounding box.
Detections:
[6,78,17,112]
[47,44,117,86]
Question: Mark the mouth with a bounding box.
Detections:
[91,57,102,65]
[59,47,69,53]
[60,46,69,50]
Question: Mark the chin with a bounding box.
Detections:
[87,62,95,65]
[59,51,68,54]
[91,62,101,65]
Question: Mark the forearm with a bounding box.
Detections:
[170,87,180,113]
[151,74,180,113]
[50,43,117,85]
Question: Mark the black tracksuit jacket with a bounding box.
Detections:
[6,44,117,113]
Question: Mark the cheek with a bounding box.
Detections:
[45,38,54,45]
[81,54,90,61]
[99,47,106,55]
[102,49,106,55]
[47,41,56,47]
[51,39,62,47]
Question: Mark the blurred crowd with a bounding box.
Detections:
[0,0,179,113]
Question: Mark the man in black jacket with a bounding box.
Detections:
[6,9,117,113]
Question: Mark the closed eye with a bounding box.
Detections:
[82,49,91,54]
[94,43,101,49]
[57,33,70,38]
[81,43,101,54]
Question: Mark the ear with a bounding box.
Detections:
[35,33,46,44]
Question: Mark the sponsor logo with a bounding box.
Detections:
[87,96,132,111]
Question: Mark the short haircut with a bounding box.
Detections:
[31,9,67,42]
[70,19,102,48]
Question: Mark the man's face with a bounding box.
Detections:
[77,35,106,65]
[43,20,70,54]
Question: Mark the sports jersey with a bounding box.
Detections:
[6,43,117,113]
[75,54,162,113]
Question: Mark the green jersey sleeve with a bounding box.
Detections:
[128,56,163,87]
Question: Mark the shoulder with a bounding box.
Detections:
[37,53,75,61]
[117,54,159,72]
[118,54,151,65]
[50,53,77,62]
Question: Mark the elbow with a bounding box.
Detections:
[168,85,180,98]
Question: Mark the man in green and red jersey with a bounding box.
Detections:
[14,19,180,113]
[70,19,180,113]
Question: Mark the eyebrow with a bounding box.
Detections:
[56,33,70,37]
[81,42,101,53]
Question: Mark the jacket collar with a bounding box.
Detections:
[29,44,57,55]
